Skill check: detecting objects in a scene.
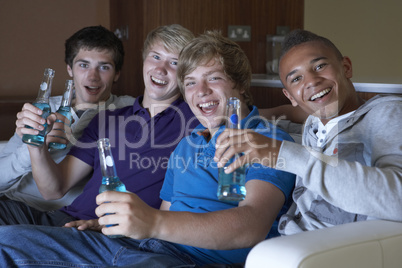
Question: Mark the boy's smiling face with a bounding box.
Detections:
[279,41,356,123]
[183,58,248,135]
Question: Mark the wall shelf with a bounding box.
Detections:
[251,74,402,94]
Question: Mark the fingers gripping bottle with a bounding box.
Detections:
[217,97,247,202]
[49,79,74,150]
[22,68,55,146]
[97,138,127,238]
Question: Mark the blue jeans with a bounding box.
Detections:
[0,225,196,267]
[0,199,76,226]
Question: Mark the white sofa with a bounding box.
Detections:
[245,220,402,268]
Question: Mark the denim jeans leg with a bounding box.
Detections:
[0,200,77,226]
[0,225,197,268]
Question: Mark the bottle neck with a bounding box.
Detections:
[36,68,55,103]
[98,139,118,179]
[59,80,74,108]
[225,97,241,129]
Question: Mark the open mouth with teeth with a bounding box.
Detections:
[310,88,332,101]
[151,76,168,86]
[198,101,219,114]
[85,86,101,95]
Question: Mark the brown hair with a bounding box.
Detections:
[177,30,253,106]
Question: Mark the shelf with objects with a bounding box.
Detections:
[251,74,402,94]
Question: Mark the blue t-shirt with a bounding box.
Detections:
[160,106,295,266]
[61,96,198,220]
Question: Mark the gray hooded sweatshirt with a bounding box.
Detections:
[277,94,402,235]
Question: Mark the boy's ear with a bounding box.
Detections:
[342,56,353,79]
[282,88,298,107]
[113,71,121,83]
[67,65,73,77]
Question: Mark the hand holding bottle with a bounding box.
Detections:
[15,103,48,138]
[217,97,246,202]
[96,190,158,240]
[97,138,127,238]
[16,105,70,147]
[22,68,55,146]
[214,128,282,171]
[46,113,72,148]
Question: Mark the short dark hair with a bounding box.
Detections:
[64,25,125,72]
[280,29,343,61]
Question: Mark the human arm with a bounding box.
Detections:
[259,104,308,123]
[278,98,402,221]
[0,102,68,191]
[215,129,402,221]
[28,139,93,200]
[214,128,282,173]
[95,180,285,250]
[0,133,32,191]
[279,140,402,221]
[216,99,402,221]
[63,198,172,232]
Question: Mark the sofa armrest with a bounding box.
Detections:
[245,220,402,268]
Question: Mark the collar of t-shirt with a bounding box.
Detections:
[313,111,355,147]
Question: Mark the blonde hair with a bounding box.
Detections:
[177,30,253,106]
[142,24,194,60]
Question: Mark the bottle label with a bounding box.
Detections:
[40,82,47,91]
[230,114,238,124]
[106,155,114,167]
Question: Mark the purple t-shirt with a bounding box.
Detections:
[61,96,198,220]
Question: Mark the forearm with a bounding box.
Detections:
[153,181,283,250]
[279,141,402,220]
[154,206,271,250]
[28,145,66,199]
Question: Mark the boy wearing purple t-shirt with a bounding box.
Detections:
[0,24,197,225]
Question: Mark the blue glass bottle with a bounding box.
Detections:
[217,97,247,202]
[49,79,74,150]
[22,68,55,146]
[97,138,127,238]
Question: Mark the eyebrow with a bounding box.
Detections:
[184,69,223,81]
[74,59,114,66]
[285,56,328,81]
[149,50,178,61]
